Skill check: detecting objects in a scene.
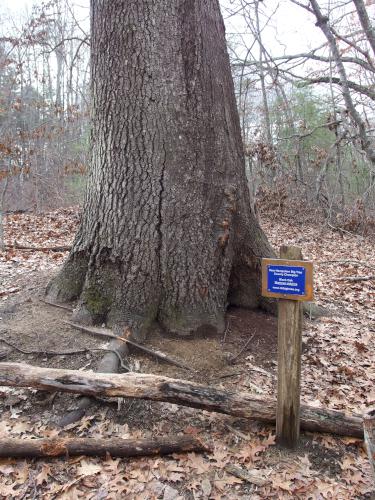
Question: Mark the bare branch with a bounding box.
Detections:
[300,76,375,101]
[352,0,375,58]
[308,0,375,166]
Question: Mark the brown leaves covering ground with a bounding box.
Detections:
[0,207,374,499]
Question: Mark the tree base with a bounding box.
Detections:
[46,251,230,341]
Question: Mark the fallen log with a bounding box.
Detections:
[0,435,209,459]
[0,362,363,438]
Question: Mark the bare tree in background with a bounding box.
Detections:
[0,0,90,213]
[225,0,375,231]
[1,0,374,234]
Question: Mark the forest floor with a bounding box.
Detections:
[0,206,374,499]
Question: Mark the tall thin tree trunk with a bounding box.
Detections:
[46,0,274,340]
[0,176,9,251]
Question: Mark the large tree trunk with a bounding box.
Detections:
[46,0,274,339]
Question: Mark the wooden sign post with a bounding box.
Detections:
[262,246,313,449]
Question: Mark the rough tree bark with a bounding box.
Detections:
[46,0,274,339]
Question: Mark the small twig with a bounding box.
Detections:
[334,275,375,282]
[225,424,251,441]
[229,334,255,364]
[216,371,244,380]
[247,364,275,379]
[225,465,270,487]
[40,299,74,312]
[0,338,130,371]
[6,241,71,252]
[327,222,365,239]
[0,337,86,355]
[319,259,375,270]
[221,319,230,344]
[208,371,244,382]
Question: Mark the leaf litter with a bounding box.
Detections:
[0,207,374,498]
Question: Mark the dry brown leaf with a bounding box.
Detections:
[213,472,242,492]
[186,453,211,474]
[76,460,102,477]
[35,464,51,486]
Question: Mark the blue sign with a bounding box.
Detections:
[267,265,306,296]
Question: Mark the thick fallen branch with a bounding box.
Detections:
[0,435,209,459]
[64,321,193,372]
[0,362,363,438]
[6,241,71,252]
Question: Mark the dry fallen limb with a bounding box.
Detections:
[0,362,363,438]
[64,320,194,372]
[363,408,375,479]
[326,221,364,238]
[0,435,209,459]
[0,332,129,426]
[334,275,375,282]
[6,241,71,252]
[228,333,255,363]
[0,337,129,371]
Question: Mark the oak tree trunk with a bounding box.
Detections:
[46,0,274,339]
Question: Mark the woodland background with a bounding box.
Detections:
[0,2,374,498]
[1,0,375,243]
